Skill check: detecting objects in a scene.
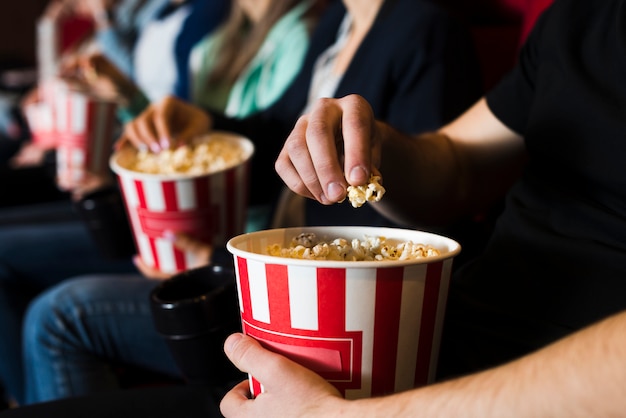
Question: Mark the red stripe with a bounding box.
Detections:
[414,262,443,387]
[371,266,404,396]
[135,180,159,271]
[265,264,290,329]
[317,268,346,334]
[251,377,262,397]
[162,181,179,211]
[237,257,252,320]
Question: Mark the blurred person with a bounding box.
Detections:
[17,0,324,405]
[210,0,626,416]
[21,0,484,406]
[0,0,227,409]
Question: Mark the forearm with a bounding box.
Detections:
[372,99,526,227]
[373,123,473,226]
[345,311,626,417]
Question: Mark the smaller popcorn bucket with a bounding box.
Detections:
[54,84,118,189]
[110,132,254,274]
[23,101,57,149]
[226,226,461,399]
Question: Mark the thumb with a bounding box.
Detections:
[224,333,287,384]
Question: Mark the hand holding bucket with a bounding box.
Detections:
[226,226,461,399]
[111,132,255,274]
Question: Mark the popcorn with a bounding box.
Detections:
[267,232,440,261]
[125,135,246,175]
[346,175,385,208]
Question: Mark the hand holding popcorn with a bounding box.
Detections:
[117,96,211,153]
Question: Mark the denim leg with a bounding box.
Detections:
[0,221,135,405]
[23,274,181,404]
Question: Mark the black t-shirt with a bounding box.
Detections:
[439,0,626,378]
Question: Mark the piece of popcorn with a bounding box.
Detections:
[346,175,385,208]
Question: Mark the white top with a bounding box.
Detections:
[133,3,192,101]
[302,13,352,115]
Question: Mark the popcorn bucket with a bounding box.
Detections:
[110,132,254,274]
[23,101,57,149]
[226,226,461,399]
[54,85,118,189]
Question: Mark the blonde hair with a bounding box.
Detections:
[208,0,317,86]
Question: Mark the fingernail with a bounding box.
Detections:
[349,166,368,184]
[159,137,170,150]
[224,333,244,354]
[326,182,345,202]
[150,142,161,153]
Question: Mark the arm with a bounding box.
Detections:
[220,310,626,418]
[275,94,527,227]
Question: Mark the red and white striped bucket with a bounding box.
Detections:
[227,226,461,399]
[111,132,254,274]
[23,101,58,149]
[54,85,118,189]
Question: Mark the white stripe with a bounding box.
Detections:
[395,264,427,391]
[155,237,176,273]
[287,265,318,330]
[144,180,165,211]
[120,176,154,268]
[234,258,244,313]
[71,93,87,134]
[345,267,377,399]
[428,259,453,383]
[176,179,196,210]
[55,89,68,132]
[247,259,270,323]
[71,148,85,167]
[56,147,67,167]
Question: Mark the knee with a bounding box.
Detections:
[23,276,104,347]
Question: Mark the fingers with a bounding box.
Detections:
[117,96,211,152]
[132,255,172,280]
[338,94,375,185]
[276,95,377,205]
[169,232,213,269]
[219,380,252,418]
[156,96,211,148]
[222,334,288,392]
[121,106,160,152]
[275,117,317,201]
[220,333,344,418]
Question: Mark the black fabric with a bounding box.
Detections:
[0,385,224,418]
[439,0,626,379]
[211,0,483,215]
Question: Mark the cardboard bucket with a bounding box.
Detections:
[227,226,461,399]
[54,85,118,189]
[110,132,254,274]
[23,101,57,149]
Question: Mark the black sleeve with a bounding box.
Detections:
[485,1,556,135]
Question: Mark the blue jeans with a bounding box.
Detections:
[0,221,134,404]
[23,275,182,404]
